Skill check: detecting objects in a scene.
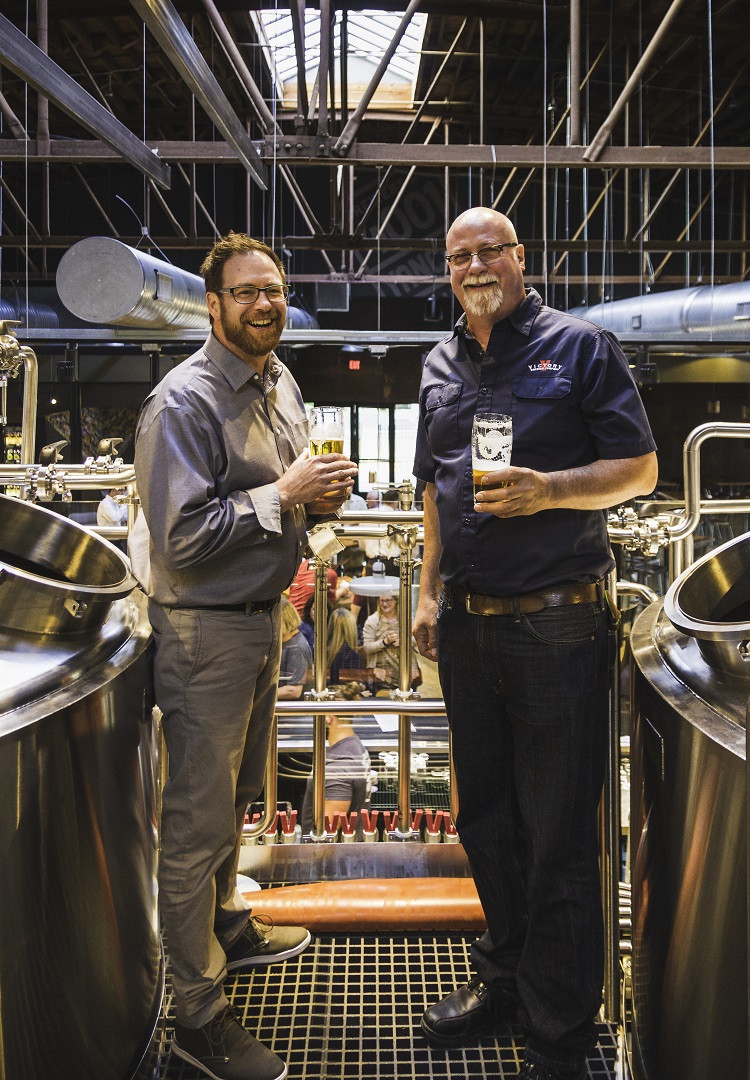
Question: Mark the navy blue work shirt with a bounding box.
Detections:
[413,288,656,596]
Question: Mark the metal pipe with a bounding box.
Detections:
[200,0,281,135]
[290,0,310,130]
[0,90,27,139]
[276,697,445,718]
[308,556,336,838]
[317,0,331,137]
[601,567,621,1023]
[129,0,264,188]
[20,347,38,464]
[0,327,38,465]
[36,0,50,148]
[584,0,688,162]
[638,498,750,517]
[674,422,750,541]
[616,580,660,606]
[333,0,421,156]
[242,716,279,841]
[569,0,581,145]
[668,534,693,581]
[393,523,420,836]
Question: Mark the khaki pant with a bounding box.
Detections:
[148,600,281,1027]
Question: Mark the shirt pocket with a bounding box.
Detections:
[511,374,572,448]
[424,381,463,452]
[290,419,309,457]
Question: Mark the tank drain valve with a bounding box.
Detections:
[339,812,358,842]
[279,810,299,843]
[424,809,444,843]
[360,809,380,842]
[443,816,460,844]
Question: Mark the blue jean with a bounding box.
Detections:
[437,589,613,1071]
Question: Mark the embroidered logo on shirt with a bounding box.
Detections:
[528,359,562,372]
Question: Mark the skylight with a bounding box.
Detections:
[253,9,427,112]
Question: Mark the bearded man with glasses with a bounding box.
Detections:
[130,232,357,1080]
[413,208,657,1080]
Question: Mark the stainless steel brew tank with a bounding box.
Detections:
[629,531,750,1080]
[0,494,161,1080]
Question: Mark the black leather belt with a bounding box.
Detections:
[449,581,603,617]
[184,597,279,615]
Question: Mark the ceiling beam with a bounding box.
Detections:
[2,236,750,254]
[0,13,171,188]
[3,137,750,170]
[128,0,268,188]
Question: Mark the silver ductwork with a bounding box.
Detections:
[569,282,750,340]
[56,236,210,329]
[0,298,59,328]
[55,236,317,332]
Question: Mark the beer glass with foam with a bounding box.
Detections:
[309,406,344,456]
[471,412,512,498]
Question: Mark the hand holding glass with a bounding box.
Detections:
[309,407,344,456]
[472,413,513,498]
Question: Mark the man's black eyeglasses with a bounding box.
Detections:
[216,284,290,304]
[445,243,519,270]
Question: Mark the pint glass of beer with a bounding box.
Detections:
[309,406,344,456]
[471,412,512,498]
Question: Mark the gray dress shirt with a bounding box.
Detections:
[129,331,309,607]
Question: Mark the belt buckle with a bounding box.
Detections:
[465,592,491,617]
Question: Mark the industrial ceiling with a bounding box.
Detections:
[1,0,749,320]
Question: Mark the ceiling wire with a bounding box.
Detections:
[24,0,29,325]
[707,0,716,339]
[541,0,548,298]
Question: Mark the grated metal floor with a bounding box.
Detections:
[142,933,623,1080]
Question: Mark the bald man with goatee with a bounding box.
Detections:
[413,208,658,1080]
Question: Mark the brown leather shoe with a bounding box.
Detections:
[420,977,518,1046]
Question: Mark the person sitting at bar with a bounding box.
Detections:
[277,598,313,700]
[326,607,363,685]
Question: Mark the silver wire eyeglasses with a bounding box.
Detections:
[445,243,519,270]
[216,284,290,304]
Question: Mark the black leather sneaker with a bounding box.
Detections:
[420,976,518,1046]
[224,914,311,972]
[172,1005,287,1080]
[517,1058,587,1080]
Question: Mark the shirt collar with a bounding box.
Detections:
[203,330,283,392]
[453,287,543,344]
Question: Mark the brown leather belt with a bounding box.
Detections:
[449,581,602,617]
[177,597,279,615]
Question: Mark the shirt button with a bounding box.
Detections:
[464,517,471,524]
[263,532,268,539]
[480,387,489,394]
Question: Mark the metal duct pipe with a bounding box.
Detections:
[0,298,59,328]
[56,237,210,329]
[569,281,750,339]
